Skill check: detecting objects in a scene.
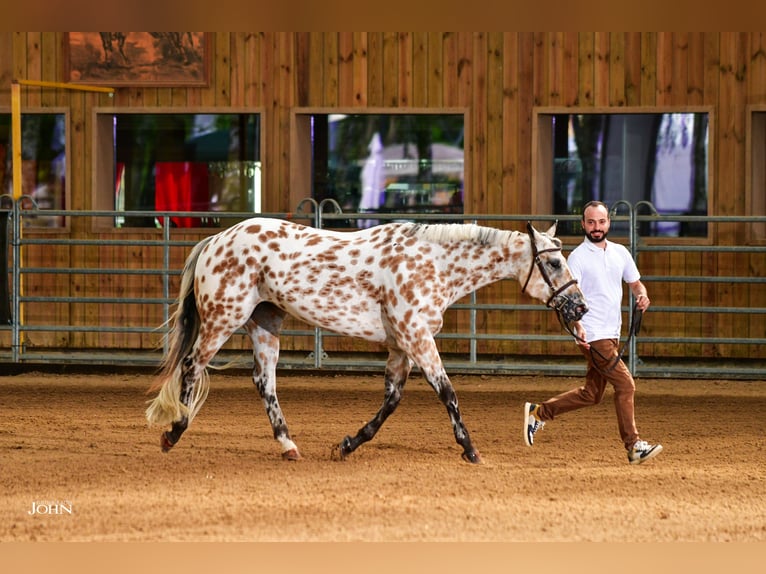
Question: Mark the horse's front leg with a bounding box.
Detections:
[334,349,411,460]
[411,333,482,464]
[247,304,299,460]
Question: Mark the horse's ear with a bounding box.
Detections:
[545,220,558,237]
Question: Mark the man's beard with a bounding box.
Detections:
[585,230,607,243]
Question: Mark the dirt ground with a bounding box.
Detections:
[1,368,765,543]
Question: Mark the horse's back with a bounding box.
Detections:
[194,218,415,342]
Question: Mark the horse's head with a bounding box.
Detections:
[521,221,588,323]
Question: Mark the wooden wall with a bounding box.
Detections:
[1,33,764,360]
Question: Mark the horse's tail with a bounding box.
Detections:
[145,236,214,427]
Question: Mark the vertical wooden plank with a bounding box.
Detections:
[13,33,27,105]
[639,32,657,106]
[25,33,42,107]
[518,33,534,213]
[244,32,262,107]
[294,32,310,107]
[212,31,230,106]
[532,32,546,107]
[594,32,610,106]
[486,32,505,214]
[562,32,579,106]
[0,33,13,107]
[353,32,368,107]
[366,32,384,107]
[324,32,339,107]
[687,32,705,105]
[671,32,689,105]
[427,32,443,107]
[656,32,673,106]
[442,32,458,107]
[578,32,595,107]
[398,32,413,106]
[609,32,626,106]
[456,32,474,108]
[380,32,398,107]
[701,31,721,112]
[41,33,59,105]
[472,33,487,213]
[624,32,641,106]
[277,33,294,209]
[230,31,245,106]
[502,33,520,216]
[337,32,354,107]
[260,32,276,209]
[411,32,428,107]
[548,32,564,106]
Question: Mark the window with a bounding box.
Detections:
[292,111,465,227]
[95,111,261,228]
[0,111,67,228]
[535,110,710,237]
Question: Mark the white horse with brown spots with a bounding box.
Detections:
[146,217,587,463]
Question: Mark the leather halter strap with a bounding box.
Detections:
[521,221,578,309]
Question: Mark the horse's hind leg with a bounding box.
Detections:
[335,349,411,460]
[160,352,210,451]
[246,303,299,460]
[156,323,240,452]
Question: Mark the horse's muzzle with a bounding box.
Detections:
[553,295,588,323]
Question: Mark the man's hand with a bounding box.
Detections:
[573,321,590,350]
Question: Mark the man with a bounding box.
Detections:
[523,201,662,465]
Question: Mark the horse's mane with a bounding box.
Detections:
[404,223,513,247]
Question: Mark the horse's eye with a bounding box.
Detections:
[548,259,561,270]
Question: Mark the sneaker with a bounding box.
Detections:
[523,402,545,447]
[628,440,663,465]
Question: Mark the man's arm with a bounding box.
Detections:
[628,280,650,312]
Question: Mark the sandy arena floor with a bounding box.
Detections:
[1,369,765,543]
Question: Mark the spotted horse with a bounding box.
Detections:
[146,217,588,463]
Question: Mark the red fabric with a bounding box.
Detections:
[154,162,209,227]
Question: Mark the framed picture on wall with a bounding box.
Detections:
[63,32,211,87]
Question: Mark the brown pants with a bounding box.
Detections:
[536,338,640,450]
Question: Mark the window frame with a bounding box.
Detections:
[289,107,470,219]
[0,106,71,231]
[532,106,716,244]
[92,106,264,231]
[747,105,766,244]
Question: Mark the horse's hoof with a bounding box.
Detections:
[281,448,301,461]
[160,433,175,453]
[331,436,352,461]
[461,450,483,464]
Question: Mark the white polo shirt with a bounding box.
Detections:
[567,239,640,342]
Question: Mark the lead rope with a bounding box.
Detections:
[558,302,643,375]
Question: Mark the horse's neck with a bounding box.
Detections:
[438,231,527,301]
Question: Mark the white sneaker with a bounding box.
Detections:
[628,440,663,465]
[523,402,544,447]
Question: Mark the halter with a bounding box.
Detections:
[521,221,579,310]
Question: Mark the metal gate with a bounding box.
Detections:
[2,196,765,379]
